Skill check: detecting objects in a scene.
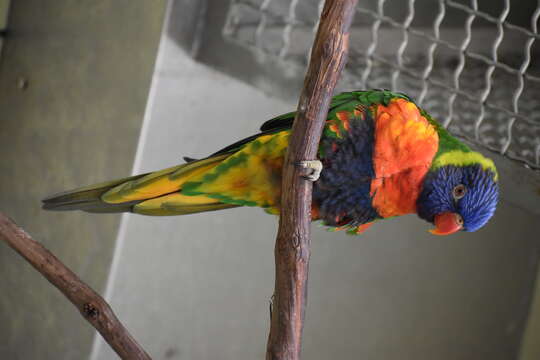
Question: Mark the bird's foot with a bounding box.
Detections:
[297,160,323,181]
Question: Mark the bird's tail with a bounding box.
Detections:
[42,155,239,215]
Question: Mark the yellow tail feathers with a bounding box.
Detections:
[42,154,235,215]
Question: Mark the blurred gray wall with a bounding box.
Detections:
[0,1,166,359]
[0,0,9,54]
[92,3,540,360]
[522,280,540,360]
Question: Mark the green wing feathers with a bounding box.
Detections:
[101,156,228,204]
[42,131,290,216]
[182,130,289,212]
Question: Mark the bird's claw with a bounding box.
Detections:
[297,160,323,181]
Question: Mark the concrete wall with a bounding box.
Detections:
[0,1,166,359]
[92,5,540,359]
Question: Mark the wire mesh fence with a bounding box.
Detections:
[223,0,540,170]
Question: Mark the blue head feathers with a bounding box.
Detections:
[417,164,499,232]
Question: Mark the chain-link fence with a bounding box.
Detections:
[223,0,540,170]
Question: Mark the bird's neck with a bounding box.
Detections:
[423,111,473,167]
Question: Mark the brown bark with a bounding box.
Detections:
[0,212,151,360]
[266,1,358,359]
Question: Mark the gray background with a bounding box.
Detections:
[0,0,166,359]
[1,1,540,359]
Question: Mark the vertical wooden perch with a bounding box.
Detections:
[266,1,358,359]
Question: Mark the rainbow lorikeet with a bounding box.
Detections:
[43,90,499,235]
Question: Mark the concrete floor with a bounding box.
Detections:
[0,1,166,359]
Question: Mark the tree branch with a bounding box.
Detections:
[266,1,358,359]
[0,212,151,360]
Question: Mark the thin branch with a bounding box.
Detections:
[0,212,151,360]
[266,1,358,360]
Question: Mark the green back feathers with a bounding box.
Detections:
[352,89,410,106]
[260,90,409,133]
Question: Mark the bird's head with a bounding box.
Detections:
[416,153,499,236]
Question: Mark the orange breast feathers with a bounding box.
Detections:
[370,98,439,218]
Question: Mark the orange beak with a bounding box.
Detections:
[429,212,463,236]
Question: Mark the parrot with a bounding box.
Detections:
[42,89,499,236]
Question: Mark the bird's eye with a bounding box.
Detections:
[456,214,464,226]
[452,184,467,200]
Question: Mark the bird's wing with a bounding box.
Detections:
[181,130,290,212]
[100,155,229,204]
